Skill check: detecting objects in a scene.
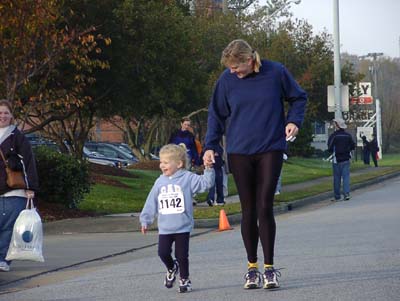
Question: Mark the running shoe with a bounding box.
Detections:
[178,278,192,293]
[263,267,281,289]
[243,268,262,289]
[164,260,179,288]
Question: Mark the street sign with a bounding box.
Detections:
[327,84,349,112]
[342,110,375,122]
[351,82,373,105]
[351,96,373,104]
[356,126,374,147]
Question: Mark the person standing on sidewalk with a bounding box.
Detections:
[140,144,214,293]
[361,135,370,165]
[327,118,355,201]
[368,133,379,167]
[206,144,225,206]
[0,99,39,272]
[203,39,307,290]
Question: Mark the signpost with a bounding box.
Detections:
[327,84,349,112]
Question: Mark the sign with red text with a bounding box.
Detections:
[351,82,373,105]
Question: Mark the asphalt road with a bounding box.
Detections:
[1,177,400,301]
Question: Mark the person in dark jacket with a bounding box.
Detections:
[361,135,370,165]
[368,134,379,167]
[0,99,39,272]
[169,118,201,168]
[206,145,225,206]
[203,39,307,290]
[328,118,355,202]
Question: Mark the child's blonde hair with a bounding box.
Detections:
[159,144,189,170]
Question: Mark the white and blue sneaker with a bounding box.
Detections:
[178,278,192,293]
[263,267,281,289]
[164,260,179,288]
[244,268,262,289]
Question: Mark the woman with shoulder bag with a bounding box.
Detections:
[0,99,39,272]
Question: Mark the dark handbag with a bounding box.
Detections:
[0,149,27,189]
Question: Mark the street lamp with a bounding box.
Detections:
[333,0,342,119]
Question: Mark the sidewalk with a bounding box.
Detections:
[1,167,399,291]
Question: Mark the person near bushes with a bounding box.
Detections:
[203,39,307,290]
[140,144,214,293]
[169,118,201,168]
[327,117,355,201]
[0,99,39,272]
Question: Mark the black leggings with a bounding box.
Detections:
[158,232,190,279]
[228,151,283,265]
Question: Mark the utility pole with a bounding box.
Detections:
[368,52,384,159]
[333,0,342,119]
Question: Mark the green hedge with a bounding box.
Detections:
[34,146,91,208]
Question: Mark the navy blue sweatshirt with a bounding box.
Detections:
[204,60,307,155]
[169,130,201,165]
[327,129,355,163]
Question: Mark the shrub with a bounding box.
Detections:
[34,146,91,208]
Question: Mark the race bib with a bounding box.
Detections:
[158,184,185,215]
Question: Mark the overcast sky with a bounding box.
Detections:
[262,0,400,58]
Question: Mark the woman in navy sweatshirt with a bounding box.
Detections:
[203,39,307,290]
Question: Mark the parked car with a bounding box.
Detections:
[30,139,61,152]
[109,142,135,156]
[109,142,160,160]
[83,147,128,168]
[84,142,138,166]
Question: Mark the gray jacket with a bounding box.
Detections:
[140,168,214,234]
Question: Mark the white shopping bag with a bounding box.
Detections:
[6,198,44,262]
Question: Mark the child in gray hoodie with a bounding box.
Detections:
[140,144,214,293]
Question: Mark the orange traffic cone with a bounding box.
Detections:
[218,209,233,231]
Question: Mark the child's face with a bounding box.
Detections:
[159,154,183,177]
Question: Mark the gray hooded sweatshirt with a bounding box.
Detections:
[140,168,214,235]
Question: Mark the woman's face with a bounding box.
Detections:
[227,57,254,79]
[0,105,12,128]
[181,121,191,131]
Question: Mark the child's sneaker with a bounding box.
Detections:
[164,260,179,288]
[263,267,281,289]
[178,278,192,293]
[243,268,262,289]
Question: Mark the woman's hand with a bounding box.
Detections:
[141,226,147,235]
[25,190,35,199]
[203,150,215,168]
[285,123,299,141]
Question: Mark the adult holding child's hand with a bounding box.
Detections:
[203,39,307,290]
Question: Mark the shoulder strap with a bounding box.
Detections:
[0,148,8,167]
